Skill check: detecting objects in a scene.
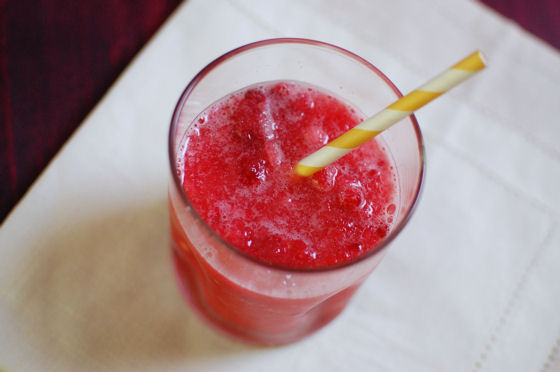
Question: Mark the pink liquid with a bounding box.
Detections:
[171,81,397,343]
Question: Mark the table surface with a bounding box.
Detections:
[1,0,560,371]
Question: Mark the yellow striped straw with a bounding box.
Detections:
[295,50,487,177]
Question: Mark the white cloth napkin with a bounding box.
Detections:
[1,0,560,371]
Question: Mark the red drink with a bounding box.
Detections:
[181,81,397,268]
[168,39,423,345]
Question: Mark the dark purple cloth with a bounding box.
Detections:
[1,0,559,223]
[481,0,560,50]
[0,0,181,222]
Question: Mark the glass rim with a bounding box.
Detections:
[168,38,425,273]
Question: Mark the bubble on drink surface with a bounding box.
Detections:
[251,160,268,182]
[304,124,329,146]
[351,243,364,253]
[362,203,374,217]
[240,229,255,249]
[175,144,186,182]
[311,167,338,192]
[197,113,207,124]
[338,181,366,210]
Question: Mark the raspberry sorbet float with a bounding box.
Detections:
[181,81,397,269]
[168,39,424,345]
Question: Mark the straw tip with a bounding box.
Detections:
[453,50,488,71]
[475,50,488,67]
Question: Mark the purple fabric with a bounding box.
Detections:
[0,0,181,222]
[481,0,560,50]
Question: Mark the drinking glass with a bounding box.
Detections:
[168,38,424,345]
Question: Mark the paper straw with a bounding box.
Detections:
[295,50,487,177]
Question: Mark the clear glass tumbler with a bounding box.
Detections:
[168,39,424,345]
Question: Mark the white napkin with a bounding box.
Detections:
[1,0,560,371]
